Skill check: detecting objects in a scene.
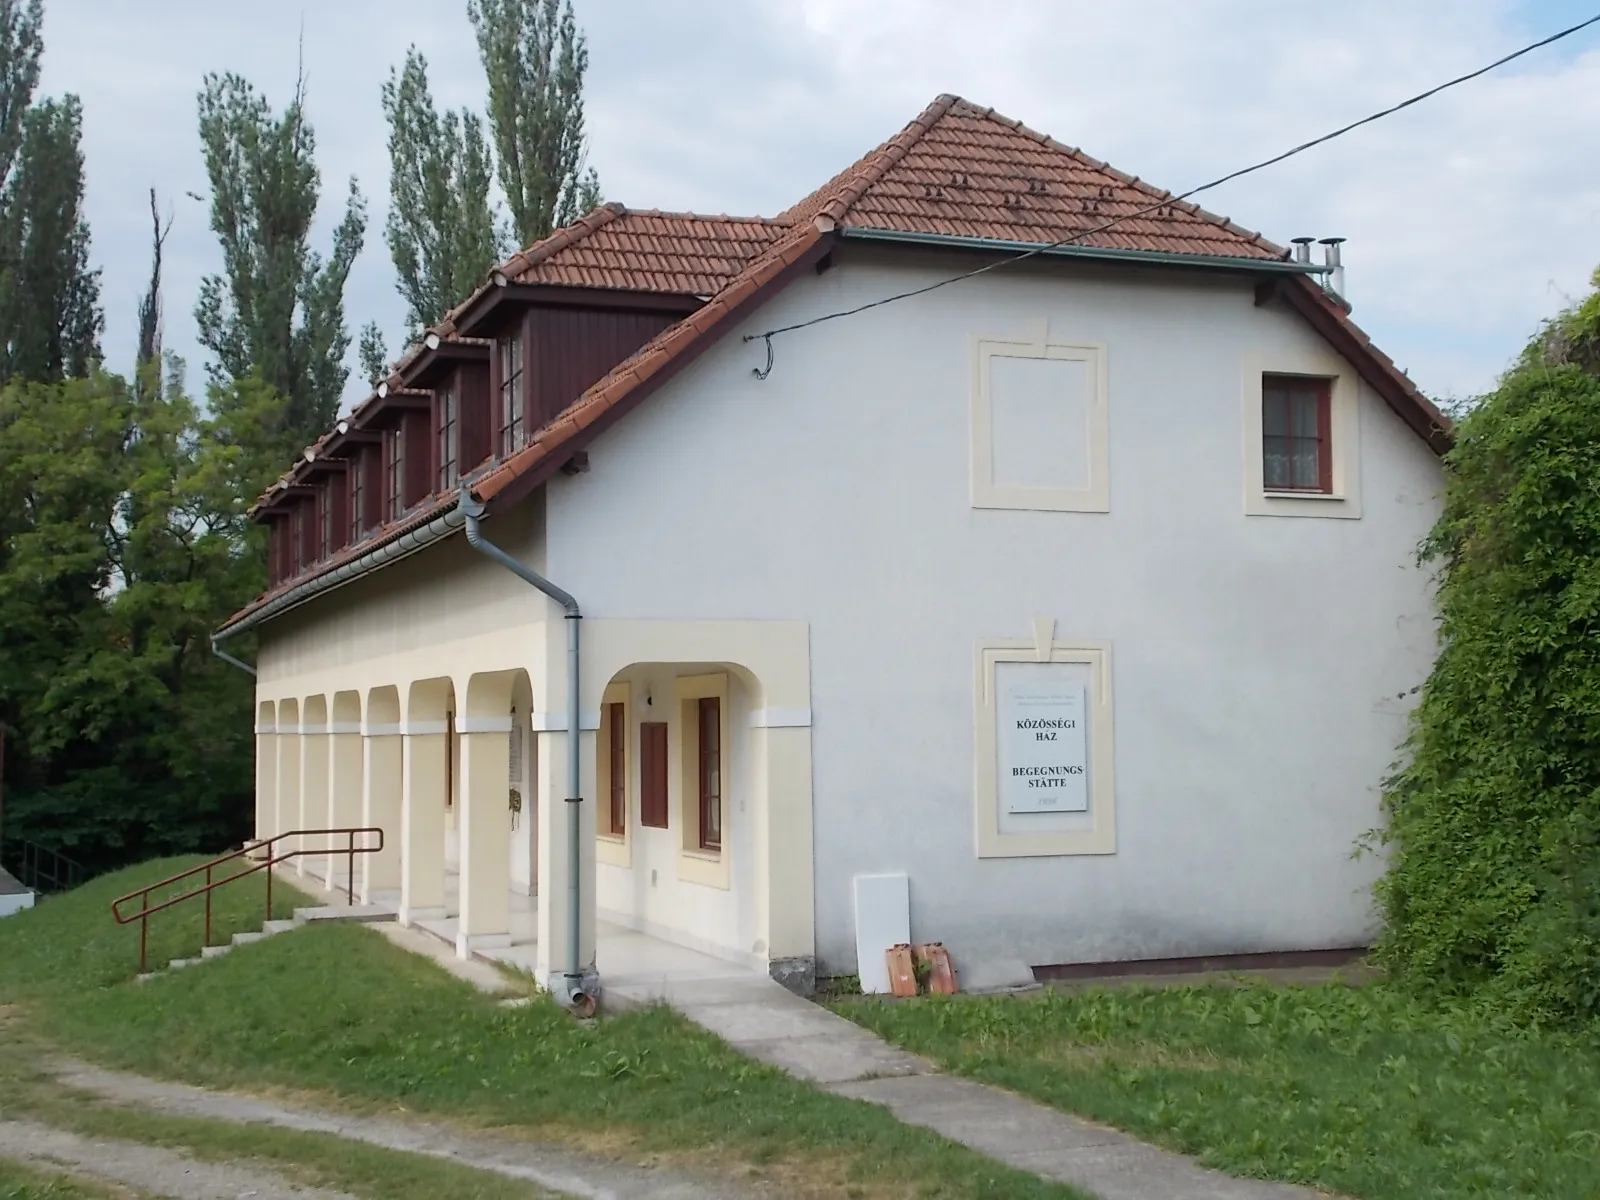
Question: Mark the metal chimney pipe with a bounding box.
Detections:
[1291,236,1315,265]
[1319,237,1346,303]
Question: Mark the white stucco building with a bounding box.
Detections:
[217,96,1449,1006]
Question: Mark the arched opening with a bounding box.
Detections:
[451,668,535,959]
[325,690,364,892]
[254,700,276,850]
[592,661,765,965]
[400,677,455,927]
[297,694,330,880]
[361,686,403,904]
[274,699,300,856]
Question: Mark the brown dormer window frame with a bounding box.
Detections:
[349,450,366,543]
[318,486,333,560]
[386,425,405,519]
[437,379,459,489]
[499,333,524,458]
[291,503,306,573]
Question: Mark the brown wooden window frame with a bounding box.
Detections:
[696,696,722,852]
[1261,374,1333,495]
[385,425,405,519]
[318,485,333,560]
[498,334,525,459]
[291,503,306,573]
[639,721,669,829]
[437,380,459,490]
[445,709,455,809]
[349,454,365,543]
[606,700,626,836]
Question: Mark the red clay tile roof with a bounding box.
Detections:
[499,204,788,295]
[781,95,1284,261]
[226,93,1450,630]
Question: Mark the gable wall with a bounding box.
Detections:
[539,245,1444,978]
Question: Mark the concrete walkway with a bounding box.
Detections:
[620,971,1322,1200]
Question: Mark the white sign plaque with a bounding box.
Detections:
[1000,681,1088,814]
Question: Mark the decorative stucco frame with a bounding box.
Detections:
[974,625,1116,858]
[1242,348,1362,518]
[971,322,1110,513]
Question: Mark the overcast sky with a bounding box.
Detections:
[40,0,1600,410]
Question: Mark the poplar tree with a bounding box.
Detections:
[467,0,600,249]
[0,93,102,381]
[194,70,366,450]
[0,0,42,190]
[381,48,499,332]
[135,188,172,378]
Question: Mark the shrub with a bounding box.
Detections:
[1376,269,1600,1022]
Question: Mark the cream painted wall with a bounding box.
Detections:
[594,665,764,966]
[538,246,1444,982]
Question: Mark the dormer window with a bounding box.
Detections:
[386,425,405,519]
[499,336,524,457]
[350,451,366,542]
[319,487,333,559]
[291,504,306,573]
[438,380,459,489]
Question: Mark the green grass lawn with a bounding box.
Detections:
[0,1160,136,1200]
[0,858,1089,1200]
[833,980,1600,1199]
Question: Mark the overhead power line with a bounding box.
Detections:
[745,12,1600,361]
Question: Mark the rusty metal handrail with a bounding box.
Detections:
[110,827,384,974]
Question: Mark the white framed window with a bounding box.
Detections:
[972,329,1109,513]
[1242,350,1362,518]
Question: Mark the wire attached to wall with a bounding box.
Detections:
[744,12,1600,376]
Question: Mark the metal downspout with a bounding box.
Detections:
[210,638,257,678]
[459,486,594,1015]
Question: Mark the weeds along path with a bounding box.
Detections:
[47,1057,749,1200]
[0,1117,357,1199]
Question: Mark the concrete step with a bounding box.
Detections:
[167,958,200,970]
[200,944,232,960]
[261,920,296,935]
[231,930,268,946]
[291,904,396,925]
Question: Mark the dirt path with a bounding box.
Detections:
[48,1058,751,1200]
[0,1118,356,1199]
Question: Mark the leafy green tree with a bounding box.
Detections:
[195,70,366,452]
[380,47,500,331]
[1376,267,1600,1023]
[0,94,102,381]
[468,0,600,249]
[0,368,268,874]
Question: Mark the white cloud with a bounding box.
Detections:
[38,0,1600,410]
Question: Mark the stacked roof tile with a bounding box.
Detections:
[500,205,789,295]
[782,95,1283,260]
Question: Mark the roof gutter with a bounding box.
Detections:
[213,498,469,643]
[837,226,1331,276]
